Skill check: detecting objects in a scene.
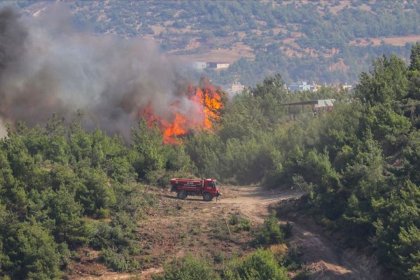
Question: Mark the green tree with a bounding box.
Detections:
[0,221,61,280]
[77,168,116,217]
[131,120,166,181]
[47,187,90,246]
[255,214,284,245]
[356,55,408,106]
[373,180,420,279]
[407,43,420,101]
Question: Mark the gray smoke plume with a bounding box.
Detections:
[0,5,198,139]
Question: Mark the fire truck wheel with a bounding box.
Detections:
[203,192,213,201]
[177,190,187,200]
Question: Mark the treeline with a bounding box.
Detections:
[196,45,420,278]
[210,43,414,86]
[275,44,420,278]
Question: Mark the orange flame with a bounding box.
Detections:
[141,80,224,144]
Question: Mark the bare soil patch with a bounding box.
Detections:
[69,186,382,280]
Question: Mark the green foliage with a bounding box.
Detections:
[281,245,303,271]
[0,220,61,280]
[372,180,420,278]
[77,167,116,217]
[224,249,289,280]
[409,43,420,72]
[255,214,284,246]
[132,120,194,184]
[180,46,416,278]
[185,132,222,178]
[132,120,166,177]
[229,213,251,232]
[259,46,420,279]
[101,248,140,272]
[187,75,290,184]
[356,55,408,106]
[407,43,420,123]
[47,187,90,245]
[153,255,220,280]
[0,116,154,278]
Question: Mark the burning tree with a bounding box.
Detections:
[141,78,225,144]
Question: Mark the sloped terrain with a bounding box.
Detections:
[70,186,382,280]
[3,0,419,85]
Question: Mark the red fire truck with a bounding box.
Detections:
[170,178,221,201]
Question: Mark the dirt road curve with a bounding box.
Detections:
[74,186,381,280]
[219,187,382,280]
[217,186,301,223]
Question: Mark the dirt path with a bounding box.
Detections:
[218,186,302,223]
[219,187,381,279]
[72,186,381,280]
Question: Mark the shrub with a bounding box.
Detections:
[223,249,289,280]
[101,248,140,272]
[255,214,284,245]
[153,255,220,280]
[280,222,293,239]
[229,213,251,232]
[269,244,288,263]
[282,245,303,270]
[90,220,139,254]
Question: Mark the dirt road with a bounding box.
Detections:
[217,187,382,279]
[72,186,382,280]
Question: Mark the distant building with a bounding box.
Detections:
[282,99,336,117]
[192,61,207,71]
[288,81,319,92]
[313,99,335,112]
[207,62,230,70]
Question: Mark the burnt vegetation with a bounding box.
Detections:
[0,43,419,279]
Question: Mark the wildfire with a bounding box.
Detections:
[141,80,224,144]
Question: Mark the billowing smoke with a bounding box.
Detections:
[0,5,196,139]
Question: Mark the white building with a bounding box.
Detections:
[207,62,230,70]
[288,81,319,92]
[192,62,207,71]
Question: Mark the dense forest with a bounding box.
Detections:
[0,43,419,279]
[3,0,419,85]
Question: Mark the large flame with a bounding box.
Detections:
[141,80,224,144]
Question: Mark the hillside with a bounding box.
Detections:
[0,2,419,280]
[1,44,419,278]
[4,0,420,86]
